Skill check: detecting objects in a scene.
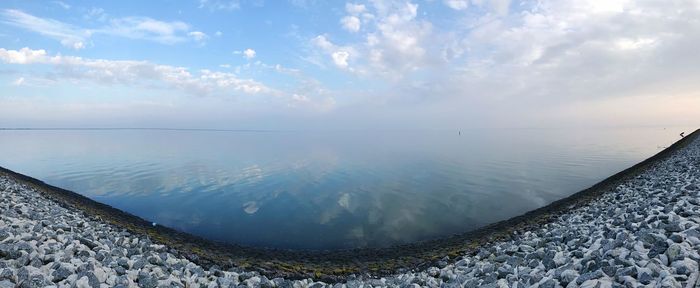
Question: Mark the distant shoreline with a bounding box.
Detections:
[0,127,278,132]
[0,128,697,281]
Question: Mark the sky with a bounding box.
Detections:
[0,0,699,130]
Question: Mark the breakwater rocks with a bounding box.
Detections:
[1,132,700,287]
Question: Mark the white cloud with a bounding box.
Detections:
[0,9,207,47]
[1,9,90,50]
[188,31,208,42]
[0,47,271,96]
[243,48,256,59]
[0,47,49,64]
[444,0,468,10]
[346,3,366,14]
[341,16,361,32]
[215,31,223,37]
[615,37,657,51]
[292,93,310,103]
[198,0,241,11]
[52,1,71,10]
[311,35,358,71]
[331,51,350,68]
[443,0,511,15]
[84,7,107,21]
[105,17,192,44]
[12,77,25,86]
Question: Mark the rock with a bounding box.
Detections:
[52,266,72,282]
[0,269,12,281]
[664,222,683,233]
[426,267,439,277]
[14,242,32,252]
[540,278,557,288]
[576,270,603,285]
[601,265,618,277]
[75,250,90,258]
[637,268,653,285]
[648,240,669,258]
[137,273,158,288]
[78,237,98,250]
[132,258,146,270]
[666,243,684,261]
[15,254,29,266]
[669,234,683,243]
[20,274,48,288]
[117,258,129,268]
[671,260,695,275]
[245,276,261,288]
[0,280,13,288]
[76,272,100,288]
[217,277,233,287]
[559,269,578,285]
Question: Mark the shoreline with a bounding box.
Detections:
[1,128,699,286]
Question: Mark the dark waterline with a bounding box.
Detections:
[0,127,691,250]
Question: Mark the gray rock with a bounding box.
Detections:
[637,268,653,285]
[14,242,32,252]
[19,274,48,288]
[116,258,129,268]
[15,254,29,266]
[0,269,12,281]
[559,269,578,285]
[540,278,557,288]
[664,222,683,233]
[52,266,72,282]
[137,273,158,288]
[576,270,603,285]
[76,272,100,288]
[0,280,14,288]
[132,258,146,270]
[217,277,234,288]
[666,243,684,261]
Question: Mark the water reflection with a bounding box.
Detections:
[0,127,691,249]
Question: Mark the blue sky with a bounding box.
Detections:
[1,0,699,129]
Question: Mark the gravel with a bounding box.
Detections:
[1,134,700,287]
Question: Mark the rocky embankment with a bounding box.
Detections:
[2,133,700,287]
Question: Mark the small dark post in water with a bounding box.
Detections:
[680,132,685,138]
[458,130,461,135]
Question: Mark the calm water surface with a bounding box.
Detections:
[0,127,691,250]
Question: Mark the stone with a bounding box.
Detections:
[601,265,618,277]
[576,271,603,285]
[0,280,13,288]
[559,269,578,285]
[0,269,12,281]
[669,234,683,243]
[52,266,72,282]
[664,222,683,233]
[132,258,146,270]
[76,272,100,288]
[426,267,439,277]
[666,243,684,261]
[137,273,158,288]
[540,278,557,288]
[637,268,653,285]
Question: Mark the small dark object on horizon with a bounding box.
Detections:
[680,132,685,138]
